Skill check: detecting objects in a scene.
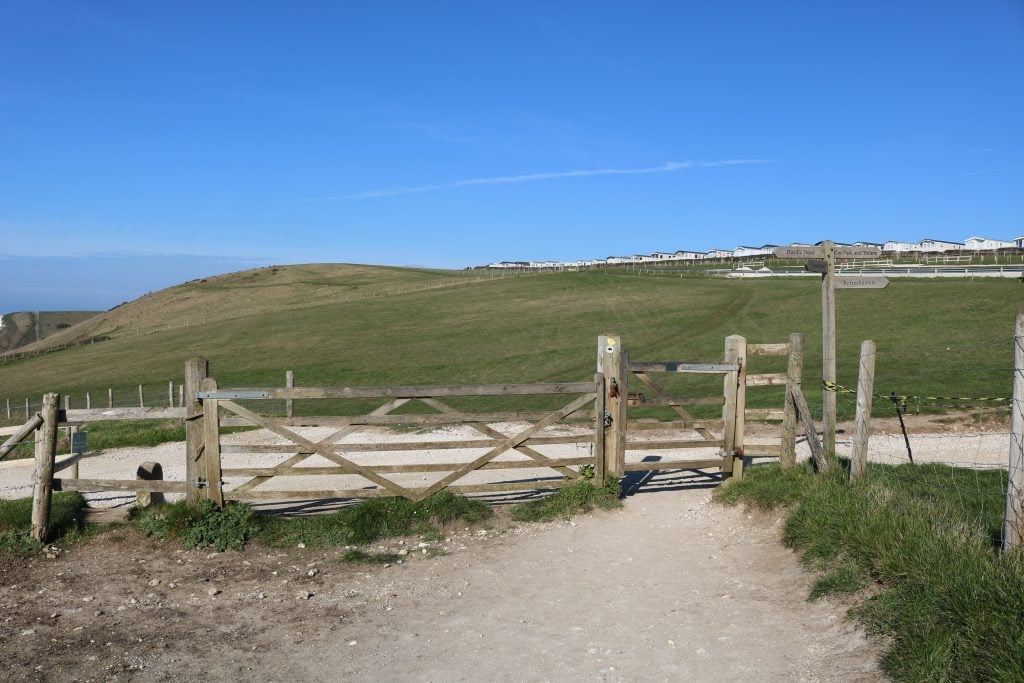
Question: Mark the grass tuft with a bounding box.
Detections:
[256,491,492,550]
[509,476,622,523]
[0,492,90,553]
[715,462,1024,681]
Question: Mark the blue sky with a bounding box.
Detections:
[1,1,1022,310]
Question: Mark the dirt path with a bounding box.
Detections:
[0,480,882,682]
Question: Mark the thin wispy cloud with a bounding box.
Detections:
[338,159,772,199]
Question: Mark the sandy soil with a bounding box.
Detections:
[0,478,883,682]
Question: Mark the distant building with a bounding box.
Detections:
[674,250,705,261]
[918,238,964,253]
[883,240,917,253]
[964,236,1014,251]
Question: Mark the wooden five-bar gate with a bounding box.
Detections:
[6,332,806,541]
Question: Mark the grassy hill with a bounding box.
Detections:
[0,264,1019,420]
[0,311,102,353]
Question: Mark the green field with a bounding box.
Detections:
[0,266,1019,421]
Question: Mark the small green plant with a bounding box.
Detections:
[181,501,259,551]
[510,476,621,523]
[132,499,259,551]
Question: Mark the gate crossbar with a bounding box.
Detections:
[203,382,601,502]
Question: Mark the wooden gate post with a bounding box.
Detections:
[593,372,607,483]
[821,240,838,457]
[597,334,626,478]
[31,393,59,543]
[184,358,208,505]
[200,377,224,507]
[850,340,877,482]
[780,333,805,469]
[1004,310,1024,551]
[722,336,746,479]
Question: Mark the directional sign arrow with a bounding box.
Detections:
[773,246,825,259]
[834,275,889,289]
[835,246,882,259]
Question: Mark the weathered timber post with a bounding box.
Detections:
[63,395,70,411]
[821,240,838,457]
[780,333,805,469]
[593,372,607,483]
[850,340,876,483]
[184,358,208,505]
[597,334,626,478]
[200,377,224,507]
[285,370,295,418]
[6,398,10,419]
[168,381,174,408]
[1004,311,1024,551]
[789,381,830,473]
[31,393,59,543]
[138,384,145,408]
[178,384,184,408]
[85,392,91,410]
[25,398,30,420]
[722,336,744,479]
[108,388,113,409]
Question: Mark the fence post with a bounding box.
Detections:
[168,381,174,408]
[722,336,745,479]
[821,240,837,457]
[31,393,59,543]
[138,384,145,408]
[184,358,208,506]
[1004,311,1024,551]
[593,372,606,483]
[850,340,876,482]
[597,334,625,479]
[285,370,294,418]
[25,397,29,420]
[86,392,91,410]
[108,388,113,409]
[5,398,10,419]
[780,333,804,469]
[64,395,70,411]
[200,377,223,507]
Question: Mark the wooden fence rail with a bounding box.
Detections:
[191,377,605,504]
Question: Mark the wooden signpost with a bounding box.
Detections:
[773,241,888,455]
